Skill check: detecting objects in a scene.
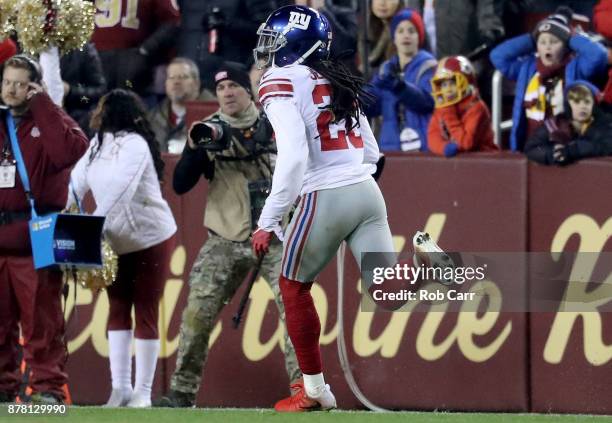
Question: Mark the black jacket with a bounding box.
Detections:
[525,111,612,165]
[177,0,289,90]
[60,43,107,135]
[322,1,357,59]
[60,43,107,115]
[96,24,179,95]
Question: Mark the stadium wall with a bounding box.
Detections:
[63,153,612,413]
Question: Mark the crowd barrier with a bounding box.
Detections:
[63,152,612,413]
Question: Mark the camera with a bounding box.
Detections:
[189,116,231,151]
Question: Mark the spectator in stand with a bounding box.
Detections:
[404,0,504,105]
[405,0,504,59]
[428,56,497,157]
[360,0,405,73]
[91,0,180,96]
[366,8,436,152]
[500,0,535,40]
[296,0,359,72]
[148,57,215,154]
[525,80,612,165]
[177,0,284,91]
[490,6,608,151]
[69,89,177,408]
[593,0,612,113]
[522,0,599,20]
[60,43,108,137]
[0,55,88,405]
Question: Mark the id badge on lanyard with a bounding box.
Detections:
[0,157,16,188]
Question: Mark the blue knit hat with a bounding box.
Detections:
[390,8,425,47]
[565,80,602,103]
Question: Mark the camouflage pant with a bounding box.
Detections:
[170,233,301,395]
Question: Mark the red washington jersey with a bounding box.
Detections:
[92,0,180,51]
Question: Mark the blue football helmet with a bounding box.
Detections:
[254,5,332,69]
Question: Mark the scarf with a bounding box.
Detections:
[536,56,570,82]
[217,101,259,130]
[523,57,570,137]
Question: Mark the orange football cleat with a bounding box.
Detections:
[274,379,322,412]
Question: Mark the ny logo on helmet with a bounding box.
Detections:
[288,11,311,30]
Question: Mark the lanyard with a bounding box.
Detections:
[5,111,37,218]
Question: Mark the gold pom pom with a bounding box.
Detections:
[14,0,95,55]
[55,0,95,53]
[14,0,51,55]
[76,241,119,291]
[0,0,20,39]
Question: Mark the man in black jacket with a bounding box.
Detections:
[177,0,289,90]
[60,43,107,137]
[297,0,359,73]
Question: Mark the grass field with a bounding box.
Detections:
[3,407,612,423]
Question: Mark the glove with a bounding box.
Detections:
[374,62,403,91]
[372,154,386,182]
[552,143,569,165]
[252,227,273,257]
[444,143,459,157]
[204,7,226,30]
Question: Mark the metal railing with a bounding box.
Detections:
[491,69,514,148]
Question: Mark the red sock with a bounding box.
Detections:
[279,275,322,375]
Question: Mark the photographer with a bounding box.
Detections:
[0,55,89,404]
[158,65,301,408]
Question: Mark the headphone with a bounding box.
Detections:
[1,54,42,84]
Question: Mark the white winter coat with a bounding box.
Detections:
[69,131,177,255]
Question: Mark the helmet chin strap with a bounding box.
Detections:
[295,40,323,65]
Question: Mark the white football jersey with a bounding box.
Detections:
[257,64,380,233]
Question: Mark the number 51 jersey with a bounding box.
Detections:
[257,64,381,232]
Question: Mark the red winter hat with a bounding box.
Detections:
[0,39,17,65]
[390,8,425,47]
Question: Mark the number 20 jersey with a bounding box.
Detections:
[258,64,380,196]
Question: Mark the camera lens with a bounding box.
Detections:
[190,122,213,144]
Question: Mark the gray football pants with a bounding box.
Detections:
[281,178,394,282]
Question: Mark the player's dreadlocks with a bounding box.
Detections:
[309,59,374,133]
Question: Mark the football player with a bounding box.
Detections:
[250,5,448,412]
